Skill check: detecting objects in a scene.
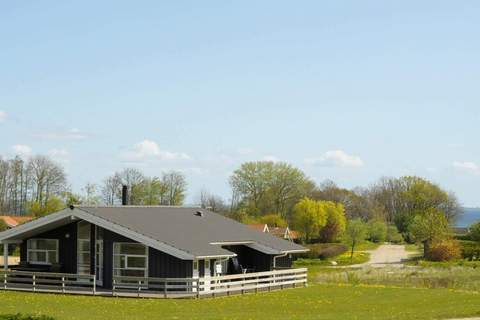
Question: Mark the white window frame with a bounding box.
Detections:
[77,221,91,275]
[113,242,149,278]
[27,239,59,265]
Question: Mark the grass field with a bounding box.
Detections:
[2,284,480,320]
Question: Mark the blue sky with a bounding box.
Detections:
[1,1,480,206]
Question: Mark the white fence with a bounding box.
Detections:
[0,268,307,298]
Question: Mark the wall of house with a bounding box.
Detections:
[101,228,192,288]
[223,245,273,272]
[20,222,78,273]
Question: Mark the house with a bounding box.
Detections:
[248,223,299,242]
[0,202,308,296]
[269,226,298,242]
[247,223,269,233]
[0,215,34,229]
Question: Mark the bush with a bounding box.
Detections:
[469,222,480,242]
[386,225,404,243]
[368,220,387,243]
[427,239,462,262]
[460,240,480,261]
[297,243,348,259]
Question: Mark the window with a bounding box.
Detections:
[113,243,148,278]
[27,239,58,265]
[77,221,91,275]
[205,260,210,270]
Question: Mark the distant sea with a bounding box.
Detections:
[456,208,480,227]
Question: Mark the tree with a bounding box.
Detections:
[0,219,8,232]
[319,201,346,242]
[198,189,228,214]
[311,181,385,221]
[369,176,461,233]
[409,208,449,257]
[344,219,368,261]
[291,198,327,243]
[162,171,187,205]
[259,213,288,228]
[367,220,388,243]
[101,175,122,205]
[230,161,314,218]
[27,155,66,208]
[82,183,102,205]
[28,195,64,217]
[469,222,480,242]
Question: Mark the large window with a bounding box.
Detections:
[27,239,58,265]
[77,221,91,275]
[113,243,148,278]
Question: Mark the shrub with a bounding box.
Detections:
[368,220,387,243]
[460,240,480,261]
[427,239,462,262]
[297,243,348,259]
[386,225,404,243]
[469,222,480,242]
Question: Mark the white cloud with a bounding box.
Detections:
[453,161,480,175]
[34,128,89,140]
[305,150,364,168]
[12,145,32,158]
[123,139,191,162]
[0,111,7,123]
[262,155,280,163]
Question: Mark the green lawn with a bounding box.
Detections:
[2,285,480,320]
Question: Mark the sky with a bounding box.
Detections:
[1,1,480,206]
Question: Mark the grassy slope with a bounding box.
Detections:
[2,285,480,320]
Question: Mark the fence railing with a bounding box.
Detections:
[0,268,307,298]
[0,270,95,294]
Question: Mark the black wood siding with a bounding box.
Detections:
[20,222,77,273]
[149,248,192,278]
[223,245,273,272]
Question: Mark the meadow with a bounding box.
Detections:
[2,282,480,320]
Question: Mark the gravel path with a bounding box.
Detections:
[346,244,415,268]
[367,244,412,267]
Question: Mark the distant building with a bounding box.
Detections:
[0,215,33,229]
[248,224,298,242]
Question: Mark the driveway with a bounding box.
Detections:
[348,244,415,268]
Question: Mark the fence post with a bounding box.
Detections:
[112,279,116,297]
[137,280,141,298]
[62,276,65,293]
[196,279,200,299]
[255,276,258,293]
[32,273,36,292]
[3,272,7,290]
[163,280,167,298]
[93,276,96,295]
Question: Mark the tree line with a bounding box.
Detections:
[0,154,188,217]
[0,154,463,241]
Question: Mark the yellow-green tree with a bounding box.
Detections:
[259,213,288,228]
[409,208,449,257]
[292,198,328,243]
[28,196,64,218]
[319,201,347,242]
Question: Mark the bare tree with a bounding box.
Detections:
[162,171,187,206]
[101,175,122,205]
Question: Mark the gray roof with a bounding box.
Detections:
[76,206,306,258]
